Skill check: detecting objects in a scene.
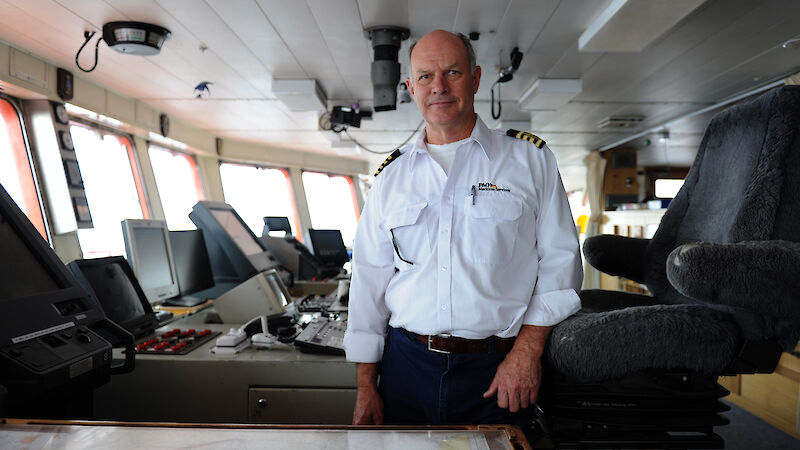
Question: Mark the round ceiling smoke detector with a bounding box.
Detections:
[102,21,171,56]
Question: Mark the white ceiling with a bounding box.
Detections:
[0,0,798,190]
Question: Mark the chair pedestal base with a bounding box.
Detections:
[532,370,729,449]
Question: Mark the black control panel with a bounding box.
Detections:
[293,317,345,356]
[0,325,111,391]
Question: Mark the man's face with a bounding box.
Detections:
[408,32,481,132]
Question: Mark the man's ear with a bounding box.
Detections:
[472,66,482,94]
[407,77,415,96]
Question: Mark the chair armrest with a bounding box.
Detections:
[666,240,800,321]
[582,235,649,283]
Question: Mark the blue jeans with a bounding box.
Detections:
[378,327,529,425]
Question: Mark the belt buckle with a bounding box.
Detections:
[428,333,451,354]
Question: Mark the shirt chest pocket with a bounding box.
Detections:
[382,202,431,270]
[463,193,524,265]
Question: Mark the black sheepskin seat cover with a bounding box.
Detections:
[549,86,800,382]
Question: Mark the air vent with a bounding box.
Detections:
[597,116,644,129]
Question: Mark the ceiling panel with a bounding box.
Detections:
[0,0,188,101]
[256,0,348,100]
[1,0,798,189]
[498,0,612,101]
[106,0,262,99]
[157,0,273,97]
[208,0,306,79]
[358,0,410,30]
[308,0,373,101]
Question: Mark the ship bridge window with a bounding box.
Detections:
[655,178,685,199]
[219,162,300,238]
[0,97,47,240]
[70,123,149,258]
[301,171,359,248]
[148,144,205,230]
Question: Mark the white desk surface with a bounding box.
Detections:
[0,421,527,450]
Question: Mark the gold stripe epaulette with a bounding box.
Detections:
[374,148,403,176]
[506,129,545,148]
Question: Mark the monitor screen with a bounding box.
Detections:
[131,227,175,291]
[79,261,146,326]
[169,230,214,295]
[264,269,291,308]
[308,229,349,267]
[210,209,263,256]
[0,215,60,301]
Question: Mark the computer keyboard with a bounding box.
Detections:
[293,317,345,355]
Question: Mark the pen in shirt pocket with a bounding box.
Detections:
[471,185,476,205]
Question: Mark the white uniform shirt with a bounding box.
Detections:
[427,136,470,175]
[344,116,583,363]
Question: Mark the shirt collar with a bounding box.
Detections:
[406,115,493,171]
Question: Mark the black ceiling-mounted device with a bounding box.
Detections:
[365,26,410,112]
[330,106,362,129]
[76,21,171,73]
[102,22,171,56]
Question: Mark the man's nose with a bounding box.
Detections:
[431,74,448,94]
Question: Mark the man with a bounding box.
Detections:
[343,30,582,426]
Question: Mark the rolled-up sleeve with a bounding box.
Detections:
[343,177,396,362]
[524,145,583,326]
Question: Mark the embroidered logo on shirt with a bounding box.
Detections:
[478,182,511,192]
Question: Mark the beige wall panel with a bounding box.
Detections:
[106,91,136,124]
[72,77,105,113]
[9,48,48,89]
[135,102,157,131]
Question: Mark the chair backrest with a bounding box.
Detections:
[643,86,800,305]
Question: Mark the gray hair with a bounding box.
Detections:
[408,32,476,83]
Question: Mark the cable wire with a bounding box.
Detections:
[344,120,424,155]
[76,31,102,73]
[491,81,502,120]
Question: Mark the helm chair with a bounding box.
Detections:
[535,85,800,449]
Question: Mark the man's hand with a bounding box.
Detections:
[482,325,551,412]
[353,384,384,425]
[352,363,384,425]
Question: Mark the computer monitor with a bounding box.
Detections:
[169,230,214,294]
[213,269,290,324]
[263,216,293,236]
[121,219,180,304]
[259,235,342,281]
[307,229,349,269]
[68,257,159,340]
[189,201,286,284]
[0,183,131,416]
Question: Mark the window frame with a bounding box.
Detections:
[300,169,361,245]
[148,142,207,228]
[0,95,49,240]
[69,118,151,219]
[218,160,302,238]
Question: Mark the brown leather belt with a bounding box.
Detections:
[402,329,516,354]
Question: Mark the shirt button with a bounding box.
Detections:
[441,266,447,271]
[441,305,447,310]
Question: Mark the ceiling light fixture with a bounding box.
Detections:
[75,21,171,73]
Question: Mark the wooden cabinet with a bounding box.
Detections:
[602,149,639,210]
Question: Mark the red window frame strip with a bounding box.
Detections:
[0,99,47,239]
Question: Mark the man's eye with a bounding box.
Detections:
[418,74,429,80]
[449,70,459,75]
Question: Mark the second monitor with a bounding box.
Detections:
[307,229,349,270]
